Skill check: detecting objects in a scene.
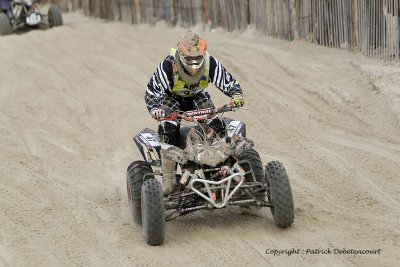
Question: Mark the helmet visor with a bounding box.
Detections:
[180,54,204,70]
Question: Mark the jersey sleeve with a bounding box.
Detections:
[144,57,174,112]
[209,56,243,97]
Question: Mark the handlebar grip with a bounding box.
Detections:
[156,112,178,122]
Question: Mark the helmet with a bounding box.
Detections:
[177,31,207,76]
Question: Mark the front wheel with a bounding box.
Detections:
[126,161,153,225]
[238,149,265,185]
[265,161,294,228]
[48,5,63,27]
[141,178,165,245]
[237,149,265,212]
[0,12,12,35]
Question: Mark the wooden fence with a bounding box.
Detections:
[47,0,400,60]
[297,0,352,49]
[358,0,399,60]
[249,0,292,40]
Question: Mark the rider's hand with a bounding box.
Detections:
[151,108,165,120]
[231,94,245,107]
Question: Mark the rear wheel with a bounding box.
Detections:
[126,161,153,225]
[0,12,12,35]
[265,161,294,228]
[48,5,63,28]
[141,178,165,245]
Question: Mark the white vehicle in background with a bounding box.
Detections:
[0,0,62,35]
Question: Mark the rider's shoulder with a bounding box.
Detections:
[160,56,174,76]
[209,55,219,68]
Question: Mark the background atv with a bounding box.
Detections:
[127,104,294,245]
[0,0,62,35]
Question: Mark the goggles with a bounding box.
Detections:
[179,53,204,71]
[184,55,204,62]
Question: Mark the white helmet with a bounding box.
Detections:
[177,31,207,76]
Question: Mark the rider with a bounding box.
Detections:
[145,31,245,196]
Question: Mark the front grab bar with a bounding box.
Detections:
[190,173,244,209]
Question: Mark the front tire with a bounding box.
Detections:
[126,161,153,225]
[236,149,265,213]
[265,161,294,228]
[141,178,165,245]
[48,5,63,28]
[0,12,12,35]
[237,149,265,200]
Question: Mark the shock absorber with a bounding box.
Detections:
[230,163,258,202]
[179,170,192,186]
[12,3,22,20]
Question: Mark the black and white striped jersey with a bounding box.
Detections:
[145,54,243,112]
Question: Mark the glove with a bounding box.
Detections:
[231,94,245,107]
[151,108,165,120]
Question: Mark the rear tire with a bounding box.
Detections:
[141,178,165,245]
[48,5,63,28]
[265,161,294,228]
[126,161,153,225]
[0,12,11,35]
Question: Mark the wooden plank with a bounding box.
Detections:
[323,0,326,46]
[373,0,376,57]
[332,0,337,48]
[313,0,316,43]
[204,0,209,24]
[368,0,371,58]
[360,0,363,54]
[389,0,392,59]
[396,0,399,59]
[378,0,381,59]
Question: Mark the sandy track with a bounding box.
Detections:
[0,13,399,266]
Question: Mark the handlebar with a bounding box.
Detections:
[156,103,240,122]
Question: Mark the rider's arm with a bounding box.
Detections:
[209,56,243,97]
[145,57,174,113]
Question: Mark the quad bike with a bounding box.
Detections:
[0,0,62,35]
[127,103,294,245]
